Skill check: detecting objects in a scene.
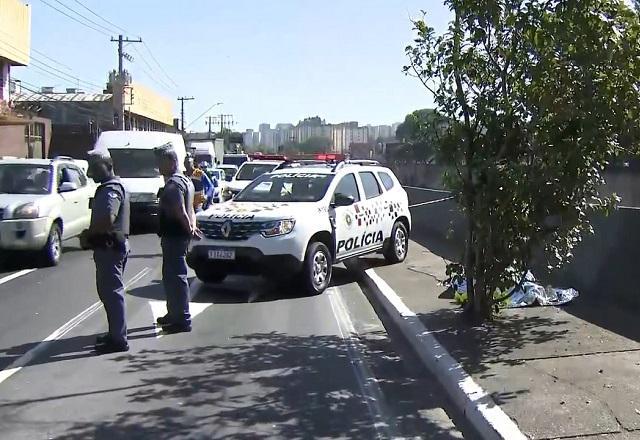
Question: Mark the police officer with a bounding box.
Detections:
[154,145,197,334]
[81,151,130,354]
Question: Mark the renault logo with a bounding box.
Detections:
[221,220,233,239]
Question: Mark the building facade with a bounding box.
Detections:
[13,79,175,158]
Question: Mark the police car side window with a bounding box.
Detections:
[378,172,394,191]
[359,172,382,199]
[333,173,360,203]
[64,166,86,187]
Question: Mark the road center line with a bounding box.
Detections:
[409,196,455,208]
[327,287,398,440]
[0,269,37,286]
[0,266,152,386]
[403,185,452,194]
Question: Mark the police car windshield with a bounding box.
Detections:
[109,149,160,178]
[235,173,334,203]
[235,163,279,181]
[0,164,52,195]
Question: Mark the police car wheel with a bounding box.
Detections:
[384,221,408,264]
[41,224,62,266]
[195,268,227,284]
[302,242,333,295]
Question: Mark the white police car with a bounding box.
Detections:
[187,161,411,294]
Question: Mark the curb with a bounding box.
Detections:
[360,267,528,440]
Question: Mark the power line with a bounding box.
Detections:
[70,0,131,35]
[142,41,179,88]
[130,45,174,92]
[37,0,110,36]
[0,39,104,90]
[47,0,114,35]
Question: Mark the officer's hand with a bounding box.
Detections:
[192,227,203,241]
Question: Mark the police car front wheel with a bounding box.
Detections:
[301,242,333,295]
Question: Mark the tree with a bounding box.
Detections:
[396,108,448,160]
[405,0,640,321]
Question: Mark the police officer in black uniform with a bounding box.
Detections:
[81,151,130,354]
[154,144,197,334]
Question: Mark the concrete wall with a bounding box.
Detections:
[389,161,640,308]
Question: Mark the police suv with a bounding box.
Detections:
[187,161,411,294]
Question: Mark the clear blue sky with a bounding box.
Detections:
[16,0,451,130]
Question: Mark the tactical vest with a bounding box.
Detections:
[159,173,193,238]
[96,178,131,236]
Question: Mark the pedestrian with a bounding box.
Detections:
[80,151,130,354]
[184,156,213,212]
[154,144,198,334]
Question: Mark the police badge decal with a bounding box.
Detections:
[344,213,353,229]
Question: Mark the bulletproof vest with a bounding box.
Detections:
[158,173,193,237]
[96,177,131,236]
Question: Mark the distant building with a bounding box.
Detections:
[243,129,255,148]
[13,79,175,158]
[0,0,52,158]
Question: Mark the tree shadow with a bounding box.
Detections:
[51,332,465,439]
[0,327,158,370]
[414,308,570,377]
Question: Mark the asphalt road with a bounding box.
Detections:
[0,231,469,439]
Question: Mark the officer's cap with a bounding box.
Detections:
[153,142,179,162]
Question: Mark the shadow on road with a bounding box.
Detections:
[0,327,159,371]
[47,331,464,439]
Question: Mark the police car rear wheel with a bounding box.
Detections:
[384,221,408,264]
[302,242,332,294]
[41,224,62,266]
[195,268,227,284]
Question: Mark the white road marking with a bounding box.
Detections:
[619,205,640,210]
[327,287,398,440]
[409,196,455,208]
[403,185,452,194]
[0,266,152,386]
[0,269,37,286]
[148,279,213,338]
[364,268,527,440]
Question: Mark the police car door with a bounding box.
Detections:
[330,173,362,261]
[352,171,386,252]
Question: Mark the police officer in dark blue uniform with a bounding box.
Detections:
[81,151,130,354]
[154,144,197,334]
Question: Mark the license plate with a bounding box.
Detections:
[208,249,235,260]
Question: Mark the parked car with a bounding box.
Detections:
[222,160,284,201]
[0,157,96,265]
[217,164,238,182]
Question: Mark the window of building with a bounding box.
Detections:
[377,172,395,191]
[24,123,45,159]
[359,172,382,199]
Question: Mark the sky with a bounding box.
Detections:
[15,0,452,131]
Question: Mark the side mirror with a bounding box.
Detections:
[59,182,78,193]
[333,193,355,207]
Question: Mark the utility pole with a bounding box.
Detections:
[206,115,214,136]
[177,97,195,132]
[110,34,142,130]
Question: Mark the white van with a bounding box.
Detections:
[93,131,187,225]
[190,141,216,166]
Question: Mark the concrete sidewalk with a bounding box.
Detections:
[362,240,640,439]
